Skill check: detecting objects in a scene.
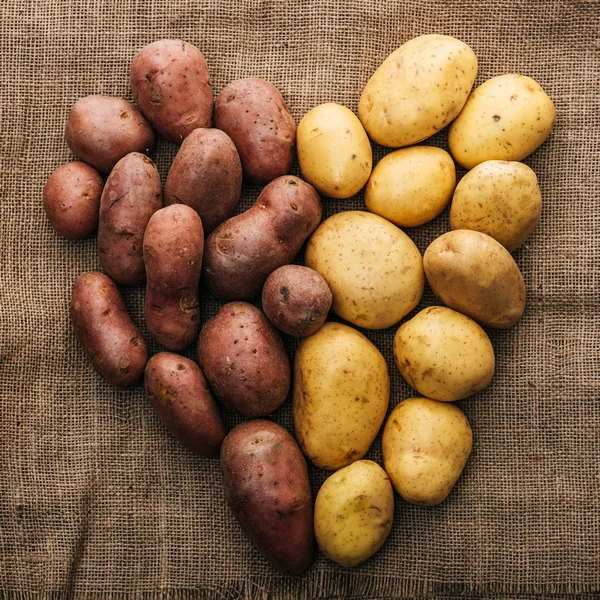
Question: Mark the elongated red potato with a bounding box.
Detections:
[70,272,148,387]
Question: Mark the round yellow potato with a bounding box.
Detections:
[448,74,556,169]
[315,460,394,567]
[423,229,526,329]
[297,103,372,199]
[358,34,478,147]
[365,146,456,227]
[382,398,472,506]
[393,306,495,402]
[293,322,389,471]
[450,160,542,251]
[305,211,424,329]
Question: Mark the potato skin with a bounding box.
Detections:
[424,229,526,329]
[98,153,162,286]
[164,128,242,234]
[198,302,290,417]
[220,420,314,575]
[203,176,322,300]
[64,95,155,174]
[261,265,332,337]
[144,353,226,456]
[43,162,103,239]
[70,272,148,387]
[130,40,213,144]
[215,78,295,184]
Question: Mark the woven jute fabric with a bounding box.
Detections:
[1,0,598,597]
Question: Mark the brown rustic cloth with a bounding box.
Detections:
[1,0,599,597]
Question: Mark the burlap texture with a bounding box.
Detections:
[1,0,598,597]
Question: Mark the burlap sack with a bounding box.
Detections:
[1,0,598,597]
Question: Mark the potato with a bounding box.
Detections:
[198,302,290,417]
[70,272,148,388]
[203,176,322,300]
[314,460,393,568]
[130,40,213,144]
[424,229,526,329]
[358,35,477,147]
[297,103,372,199]
[365,146,456,227]
[393,306,495,402]
[382,398,472,506]
[43,162,103,239]
[220,420,314,575]
[144,353,226,456]
[64,95,155,174]
[261,265,332,337]
[293,322,389,471]
[215,78,296,184]
[164,128,242,234]
[305,211,424,329]
[98,153,162,286]
[450,160,542,251]
[448,74,556,169]
[143,205,203,351]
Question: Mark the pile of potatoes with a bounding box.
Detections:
[45,34,555,574]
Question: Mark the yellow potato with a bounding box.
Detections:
[382,398,472,506]
[358,34,477,147]
[305,211,424,329]
[424,229,526,329]
[450,160,542,251]
[293,322,389,471]
[315,460,394,567]
[448,74,556,169]
[393,306,494,402]
[365,146,456,227]
[297,103,372,199]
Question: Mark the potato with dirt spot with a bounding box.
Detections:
[70,272,148,387]
[98,153,162,286]
[144,353,226,456]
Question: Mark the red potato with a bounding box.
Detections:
[98,153,162,286]
[64,96,155,174]
[70,272,148,387]
[43,162,103,239]
[144,205,204,351]
[144,353,226,456]
[130,40,213,144]
[220,420,315,575]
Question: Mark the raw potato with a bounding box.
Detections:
[365,146,456,227]
[261,265,332,337]
[144,205,203,351]
[314,460,394,568]
[70,272,148,388]
[424,229,526,329]
[358,35,478,147]
[393,306,495,402]
[220,420,315,575]
[43,162,103,239]
[382,398,473,506]
[450,160,542,251]
[98,153,162,286]
[64,95,155,174]
[448,74,556,169]
[130,39,213,144]
[215,78,296,184]
[164,128,242,234]
[297,103,372,199]
[293,322,389,471]
[144,353,226,456]
[203,176,322,300]
[305,211,424,329]
[198,302,290,417]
